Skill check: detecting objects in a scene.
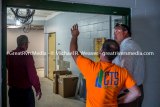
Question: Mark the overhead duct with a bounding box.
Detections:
[10,8,35,33]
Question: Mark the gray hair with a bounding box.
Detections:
[17,35,29,46]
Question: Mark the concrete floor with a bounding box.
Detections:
[37,68,45,78]
[7,69,85,107]
[7,77,85,107]
[35,77,85,107]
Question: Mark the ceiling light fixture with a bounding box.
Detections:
[7,25,21,29]
[16,20,21,26]
[10,8,35,33]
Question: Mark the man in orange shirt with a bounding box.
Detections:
[70,24,141,107]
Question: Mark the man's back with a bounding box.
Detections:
[7,47,41,92]
[7,35,42,107]
[7,47,34,88]
[76,55,136,107]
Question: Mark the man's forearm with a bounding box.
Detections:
[118,90,141,104]
[70,24,80,61]
[70,37,80,61]
[70,37,78,53]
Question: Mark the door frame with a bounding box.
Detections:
[47,32,56,80]
[2,0,131,106]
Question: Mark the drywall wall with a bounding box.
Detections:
[7,28,45,68]
[44,12,113,75]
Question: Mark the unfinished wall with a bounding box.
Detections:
[44,12,112,75]
[7,28,45,68]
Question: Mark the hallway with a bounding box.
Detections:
[35,77,85,107]
[7,77,85,107]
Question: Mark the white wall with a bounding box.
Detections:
[45,0,160,107]
[132,2,160,106]
[44,12,113,75]
[7,29,45,68]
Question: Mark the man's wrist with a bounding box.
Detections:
[72,36,78,39]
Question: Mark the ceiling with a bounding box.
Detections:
[7,8,59,20]
[7,8,61,28]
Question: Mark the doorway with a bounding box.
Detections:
[48,32,56,80]
[3,1,131,107]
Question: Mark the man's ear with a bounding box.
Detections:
[100,48,103,53]
[99,49,103,55]
[124,30,128,37]
[99,49,106,57]
[102,51,106,56]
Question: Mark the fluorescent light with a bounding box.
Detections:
[16,20,21,26]
[7,25,21,28]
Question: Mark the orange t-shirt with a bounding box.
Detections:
[76,55,136,107]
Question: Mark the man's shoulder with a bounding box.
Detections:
[122,39,142,51]
[114,64,128,72]
[77,55,94,62]
[76,55,96,67]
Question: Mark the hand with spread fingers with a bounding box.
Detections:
[71,24,79,38]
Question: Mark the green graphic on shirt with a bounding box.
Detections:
[95,69,119,88]
[95,69,104,88]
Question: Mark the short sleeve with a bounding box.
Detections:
[124,69,136,89]
[120,54,134,75]
[76,55,95,78]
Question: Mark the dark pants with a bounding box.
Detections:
[8,87,35,107]
[118,85,144,107]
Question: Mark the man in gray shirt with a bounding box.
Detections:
[113,23,145,107]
